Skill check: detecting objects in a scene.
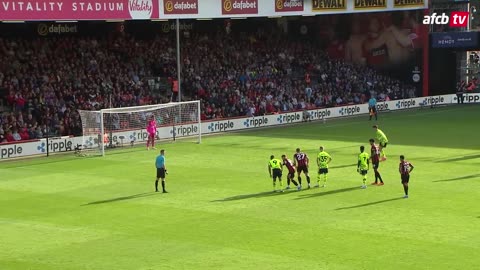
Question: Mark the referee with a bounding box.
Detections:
[368,96,378,121]
[155,149,168,193]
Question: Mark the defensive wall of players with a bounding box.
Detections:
[0,93,478,160]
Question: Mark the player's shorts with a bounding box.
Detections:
[360,170,368,176]
[149,133,156,139]
[369,106,377,113]
[401,174,410,184]
[372,161,379,170]
[272,168,282,179]
[297,166,308,174]
[318,168,329,174]
[157,168,166,178]
[380,142,388,148]
[287,170,295,179]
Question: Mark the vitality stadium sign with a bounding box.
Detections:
[354,0,387,9]
[312,0,346,10]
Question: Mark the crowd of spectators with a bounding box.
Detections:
[0,26,418,144]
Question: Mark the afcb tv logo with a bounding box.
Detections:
[423,12,469,28]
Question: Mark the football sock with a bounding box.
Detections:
[279,180,283,189]
[273,181,276,190]
[291,180,299,186]
[324,174,328,185]
[374,171,379,183]
[287,179,291,186]
[363,176,367,185]
[404,185,408,195]
[155,180,159,191]
[317,175,321,184]
[378,173,384,183]
[298,177,302,185]
[162,180,166,192]
[306,176,311,184]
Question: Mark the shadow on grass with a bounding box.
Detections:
[413,157,437,162]
[330,163,357,170]
[1,154,88,168]
[212,190,292,202]
[437,154,480,163]
[294,186,360,200]
[235,106,480,150]
[83,192,158,206]
[433,174,480,182]
[335,197,404,210]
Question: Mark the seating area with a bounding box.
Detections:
[0,22,418,143]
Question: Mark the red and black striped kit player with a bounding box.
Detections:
[369,139,384,185]
[293,148,311,189]
[282,155,300,190]
[399,155,414,198]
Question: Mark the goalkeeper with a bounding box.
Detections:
[373,125,388,161]
[147,115,157,150]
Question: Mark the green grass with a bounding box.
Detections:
[1,105,479,270]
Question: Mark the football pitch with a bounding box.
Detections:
[1,105,479,270]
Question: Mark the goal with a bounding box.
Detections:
[78,100,201,156]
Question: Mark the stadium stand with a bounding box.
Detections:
[0,21,418,142]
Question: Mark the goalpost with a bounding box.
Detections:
[78,100,201,156]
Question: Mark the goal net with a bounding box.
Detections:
[78,100,201,156]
